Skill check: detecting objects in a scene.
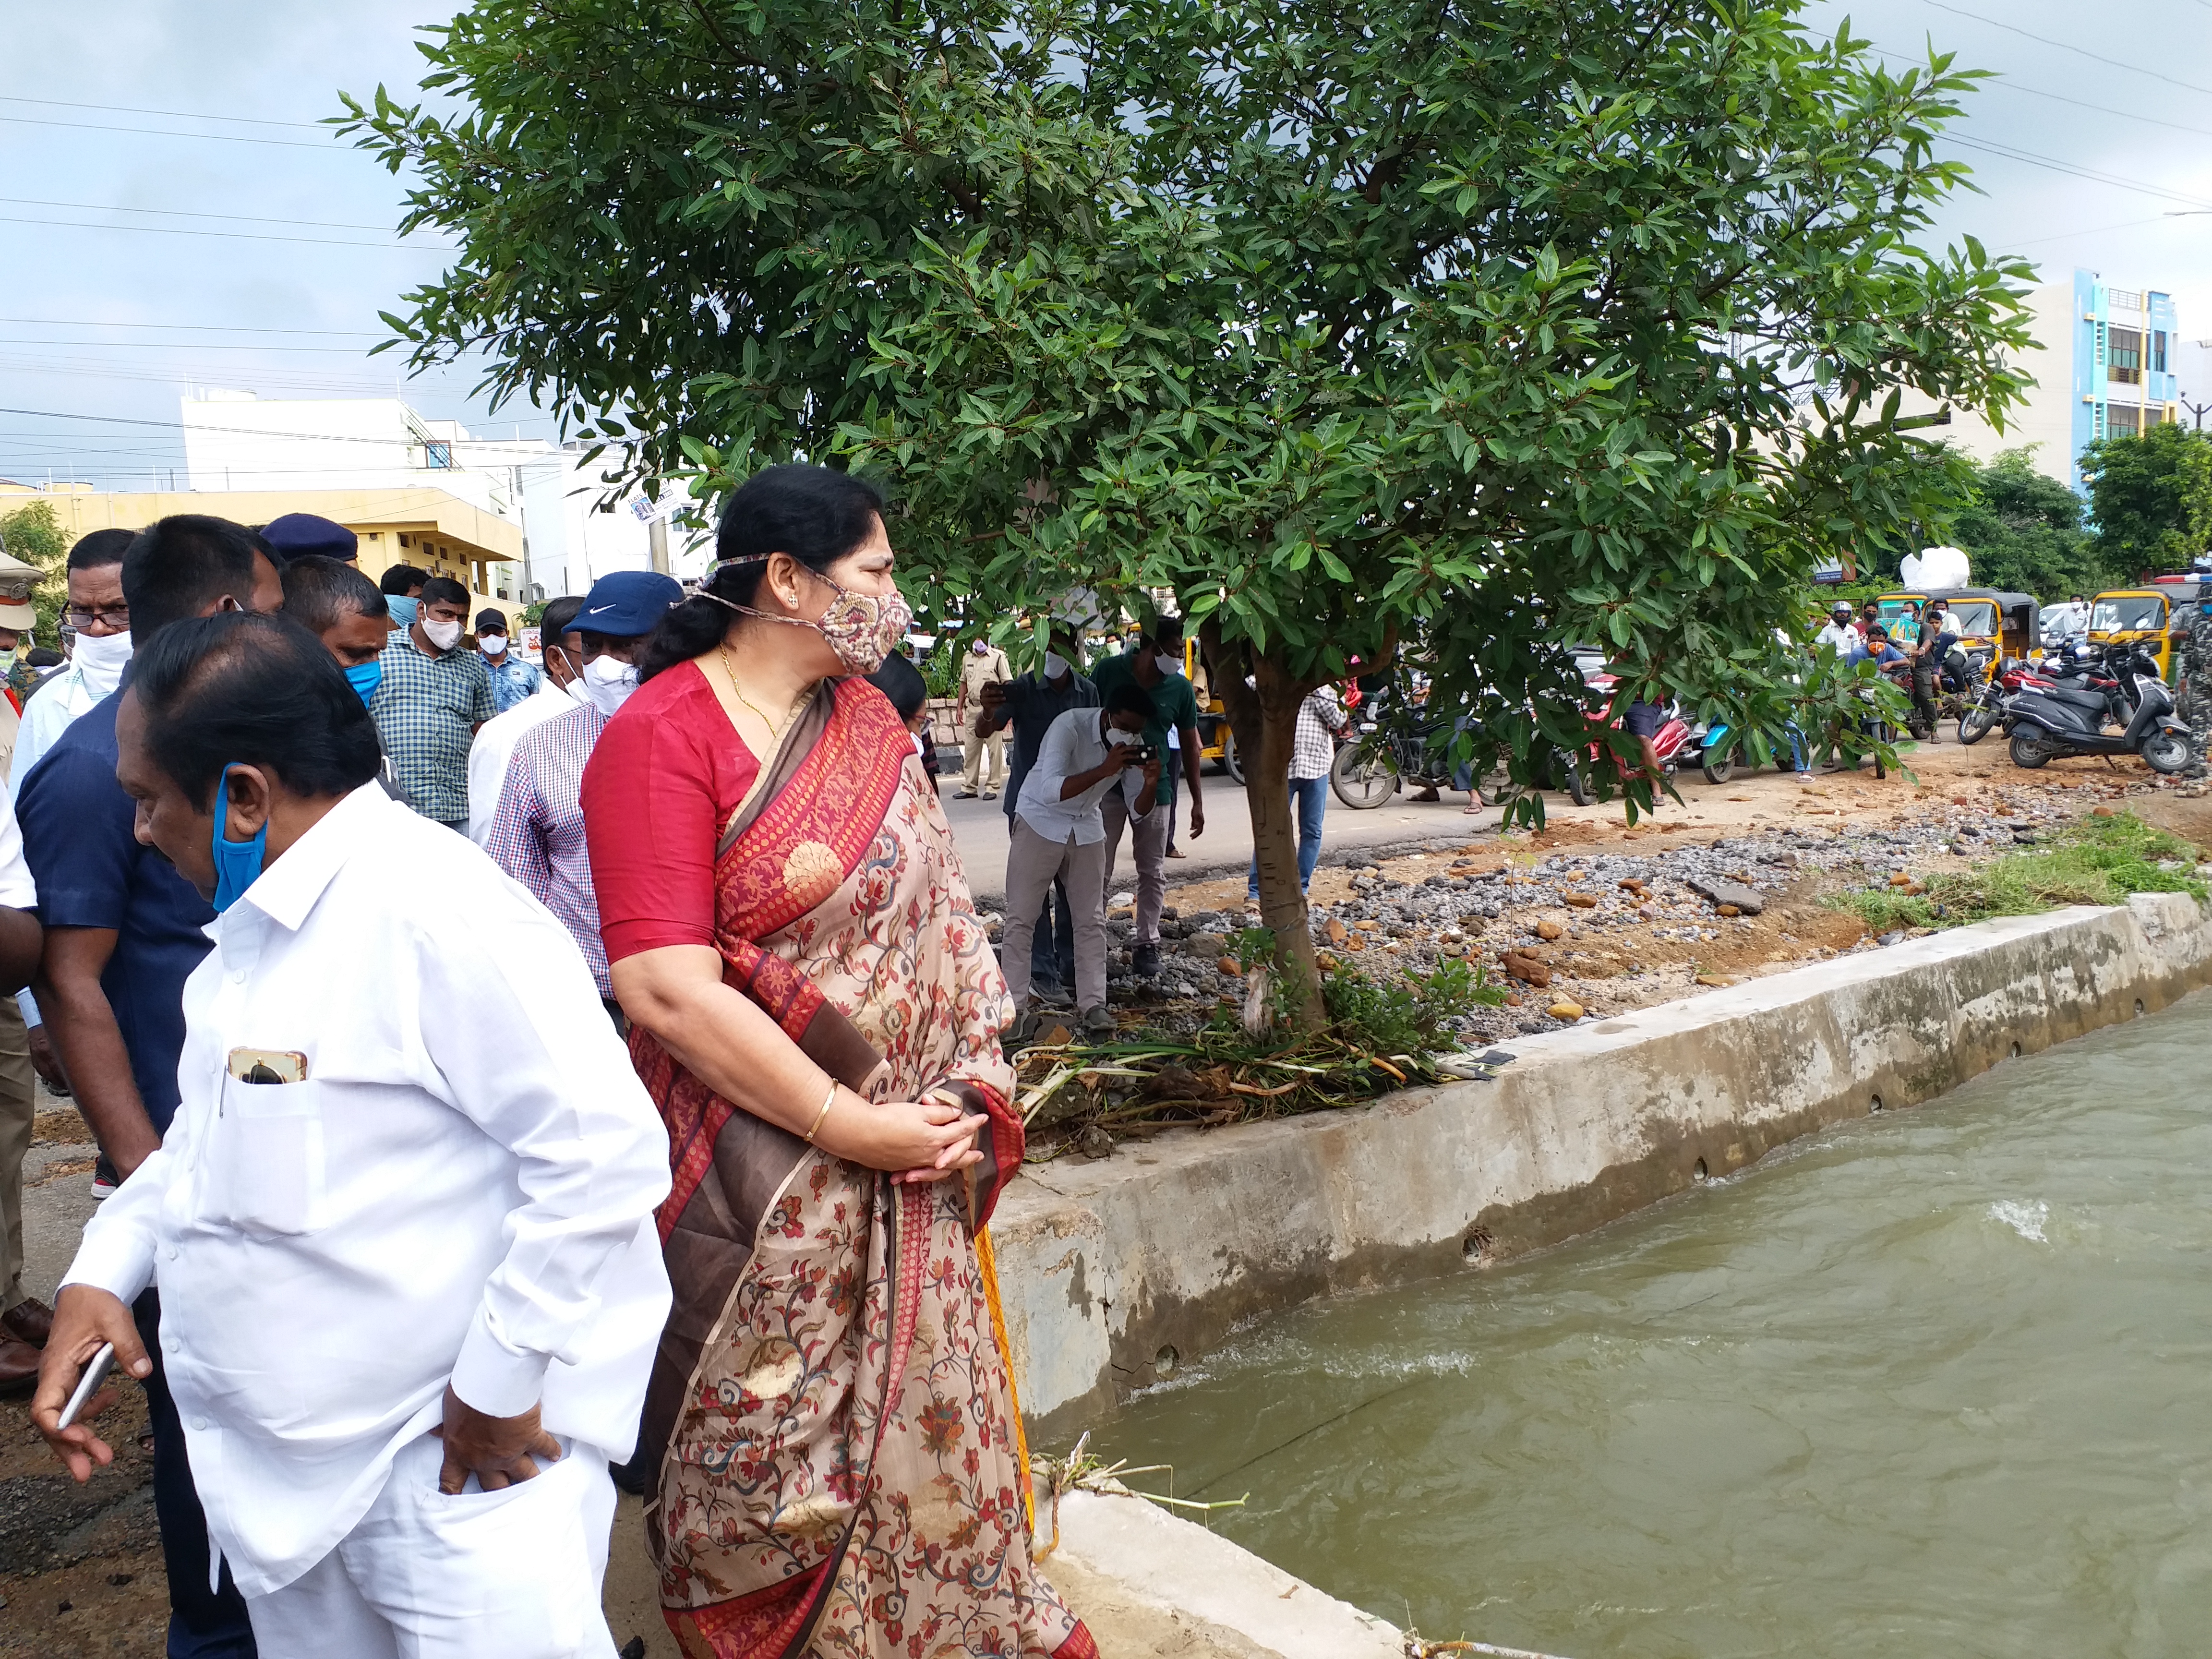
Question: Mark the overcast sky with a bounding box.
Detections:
[1,0,2208,493]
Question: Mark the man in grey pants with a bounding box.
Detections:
[1002,686,1159,1043]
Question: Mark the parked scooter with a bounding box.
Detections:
[2006,644,2193,773]
[1558,681,1693,804]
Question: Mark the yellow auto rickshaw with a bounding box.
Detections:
[1873,589,2037,683]
[1183,637,1245,781]
[2089,579,2206,684]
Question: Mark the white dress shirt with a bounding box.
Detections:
[9,661,109,805]
[62,783,671,1598]
[1814,621,1858,654]
[467,679,577,844]
[0,791,36,909]
[1015,706,1144,844]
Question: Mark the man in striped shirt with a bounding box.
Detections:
[484,571,681,1017]
[1247,684,1344,904]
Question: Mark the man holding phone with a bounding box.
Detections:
[33,613,670,1657]
[1002,685,1160,1041]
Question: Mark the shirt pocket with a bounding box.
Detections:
[198,1074,328,1236]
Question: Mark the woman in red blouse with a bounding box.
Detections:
[581,464,1092,1659]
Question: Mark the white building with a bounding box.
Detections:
[179,391,692,601]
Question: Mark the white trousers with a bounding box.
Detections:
[243,1431,618,1659]
[1002,818,1109,1011]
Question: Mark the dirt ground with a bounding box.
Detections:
[5,739,2204,1654]
[1159,739,2199,1024]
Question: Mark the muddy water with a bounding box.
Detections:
[1099,993,2212,1657]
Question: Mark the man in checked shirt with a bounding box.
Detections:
[1246,683,1345,907]
[484,571,683,1026]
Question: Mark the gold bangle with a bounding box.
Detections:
[803,1081,837,1144]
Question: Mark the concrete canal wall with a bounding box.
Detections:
[994,893,2212,1443]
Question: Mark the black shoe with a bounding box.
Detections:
[1132,943,1161,977]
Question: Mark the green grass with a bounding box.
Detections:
[1824,811,2208,933]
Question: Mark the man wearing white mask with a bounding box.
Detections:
[369,575,496,831]
[474,607,542,713]
[486,571,681,1022]
[468,595,588,845]
[12,530,135,800]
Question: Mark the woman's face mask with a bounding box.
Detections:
[706,566,914,676]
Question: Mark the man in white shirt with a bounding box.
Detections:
[1813,602,1858,656]
[34,612,672,1658]
[0,796,47,1390]
[10,529,133,1095]
[469,594,587,845]
[1004,685,1158,1041]
[12,528,135,802]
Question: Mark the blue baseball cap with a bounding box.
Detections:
[261,513,359,563]
[577,569,685,637]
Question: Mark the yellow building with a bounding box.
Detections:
[0,485,526,625]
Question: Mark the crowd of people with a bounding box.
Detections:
[0,473,1098,1659]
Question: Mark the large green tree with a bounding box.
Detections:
[345,0,2031,1022]
[1945,447,2113,599]
[2081,423,2212,579]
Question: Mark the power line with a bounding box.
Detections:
[1864,45,2212,140]
[0,196,407,233]
[0,318,387,337]
[0,339,441,354]
[0,215,451,251]
[2002,214,2182,249]
[0,114,344,150]
[0,405,608,447]
[1919,1,2212,99]
[1941,135,2212,212]
[0,94,326,130]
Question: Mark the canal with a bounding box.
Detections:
[1099,991,2212,1657]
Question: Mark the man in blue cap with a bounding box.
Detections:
[485,570,681,1028]
[258,513,358,565]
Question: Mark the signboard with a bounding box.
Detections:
[519,625,542,664]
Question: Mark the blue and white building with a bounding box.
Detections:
[1925,267,2183,500]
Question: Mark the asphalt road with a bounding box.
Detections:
[943,773,1503,904]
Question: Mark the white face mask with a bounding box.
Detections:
[481,634,507,656]
[421,615,463,651]
[582,652,638,716]
[72,628,132,696]
[1042,651,1068,681]
[1155,651,1182,677]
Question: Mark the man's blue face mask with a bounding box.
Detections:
[385,594,419,628]
[345,659,383,704]
[210,764,267,914]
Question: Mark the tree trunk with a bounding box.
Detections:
[1204,626,1326,1031]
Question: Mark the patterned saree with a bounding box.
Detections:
[630,676,1094,1659]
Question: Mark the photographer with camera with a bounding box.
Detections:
[1002,685,1160,1042]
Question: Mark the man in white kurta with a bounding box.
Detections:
[36,611,671,1657]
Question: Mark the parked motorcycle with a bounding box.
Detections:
[1329,694,1460,808]
[1556,685,1694,805]
[2007,645,2194,773]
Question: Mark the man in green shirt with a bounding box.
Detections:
[1089,615,1205,977]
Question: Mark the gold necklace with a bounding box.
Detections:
[719,639,789,741]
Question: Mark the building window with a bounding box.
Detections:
[424,441,453,469]
[2109,327,2143,385]
[2107,403,2142,437]
[2153,331,2169,373]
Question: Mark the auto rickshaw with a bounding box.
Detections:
[1183,637,1245,781]
[1873,588,2038,689]
[2089,579,2207,684]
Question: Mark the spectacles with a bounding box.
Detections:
[64,604,130,630]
